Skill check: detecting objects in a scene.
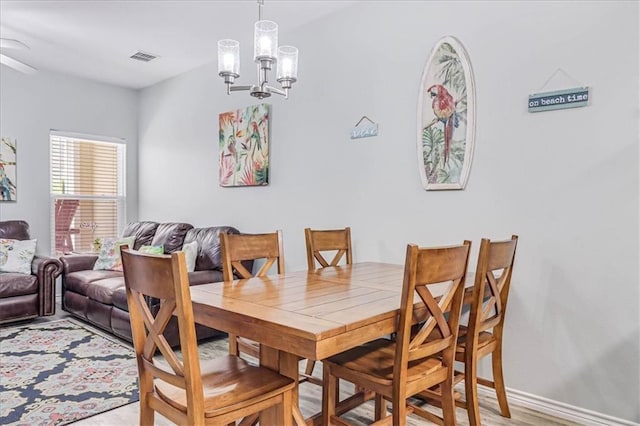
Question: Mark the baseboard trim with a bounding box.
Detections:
[477,386,638,426]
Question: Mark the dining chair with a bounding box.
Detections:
[454,235,518,426]
[322,241,471,426]
[305,227,352,270]
[302,226,353,385]
[120,246,296,426]
[220,230,285,359]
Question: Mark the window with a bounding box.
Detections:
[50,131,126,255]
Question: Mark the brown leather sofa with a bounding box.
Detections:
[60,221,244,344]
[0,220,63,324]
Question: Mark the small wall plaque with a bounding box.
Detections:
[351,116,378,140]
[528,87,590,113]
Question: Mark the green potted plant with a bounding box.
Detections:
[92,238,102,253]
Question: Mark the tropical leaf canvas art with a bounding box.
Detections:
[417,36,476,190]
[0,137,17,201]
[219,104,270,187]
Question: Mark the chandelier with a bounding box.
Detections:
[217,0,298,99]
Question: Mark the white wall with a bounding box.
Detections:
[0,68,139,254]
[138,1,639,422]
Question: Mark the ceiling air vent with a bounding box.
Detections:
[130,51,158,62]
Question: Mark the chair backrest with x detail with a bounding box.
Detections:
[121,247,206,420]
[220,230,285,281]
[305,227,352,270]
[395,241,471,384]
[469,235,518,335]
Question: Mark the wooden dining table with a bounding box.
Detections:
[189,262,468,424]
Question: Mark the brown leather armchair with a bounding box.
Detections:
[0,220,63,324]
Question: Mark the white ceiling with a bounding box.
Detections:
[0,1,355,89]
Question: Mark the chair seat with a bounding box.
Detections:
[455,326,496,355]
[326,338,444,387]
[156,354,295,417]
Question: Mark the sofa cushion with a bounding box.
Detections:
[0,239,37,274]
[0,220,30,240]
[65,270,123,296]
[122,221,159,250]
[181,241,197,272]
[184,226,239,272]
[151,223,193,253]
[86,277,125,305]
[112,286,128,311]
[0,273,37,297]
[139,245,164,255]
[93,236,136,271]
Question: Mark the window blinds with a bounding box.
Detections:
[50,133,126,255]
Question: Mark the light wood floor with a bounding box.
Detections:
[33,305,579,425]
[74,356,579,426]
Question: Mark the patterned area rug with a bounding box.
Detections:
[0,319,139,426]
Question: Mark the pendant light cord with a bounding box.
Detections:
[258,0,264,21]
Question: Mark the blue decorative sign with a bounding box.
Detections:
[351,116,378,140]
[528,87,590,113]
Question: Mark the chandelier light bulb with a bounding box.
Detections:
[258,36,271,56]
[254,20,278,60]
[281,58,292,74]
[223,53,235,71]
[217,39,239,76]
[277,45,298,82]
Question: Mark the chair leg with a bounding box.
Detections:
[491,348,511,418]
[440,379,457,426]
[322,365,337,426]
[374,394,387,420]
[138,394,154,426]
[464,356,481,426]
[280,389,293,426]
[391,392,406,426]
[305,359,316,377]
[293,405,307,426]
[228,333,239,356]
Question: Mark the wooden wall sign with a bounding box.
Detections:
[351,116,378,140]
[528,87,590,112]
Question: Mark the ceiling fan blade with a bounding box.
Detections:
[0,38,29,50]
[0,54,37,74]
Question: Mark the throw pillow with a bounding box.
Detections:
[181,241,198,272]
[93,235,136,271]
[0,239,37,275]
[138,245,164,255]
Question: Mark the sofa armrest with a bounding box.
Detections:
[32,255,62,316]
[60,254,99,274]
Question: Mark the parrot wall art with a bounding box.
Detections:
[426,84,460,164]
[418,36,475,190]
[0,137,17,201]
[219,104,270,187]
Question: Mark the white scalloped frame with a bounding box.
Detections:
[417,36,476,190]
